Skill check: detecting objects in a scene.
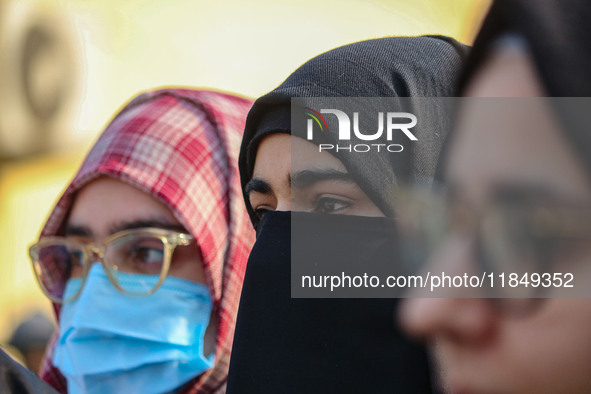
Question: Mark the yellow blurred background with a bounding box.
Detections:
[0,0,490,363]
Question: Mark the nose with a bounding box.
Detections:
[400,296,497,346]
[87,245,104,262]
[275,196,292,212]
[399,236,498,345]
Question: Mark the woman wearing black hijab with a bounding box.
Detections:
[400,1,591,393]
[227,36,467,393]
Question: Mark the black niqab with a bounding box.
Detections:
[455,0,591,178]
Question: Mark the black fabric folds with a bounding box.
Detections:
[0,349,58,394]
[239,36,469,227]
[455,0,591,179]
[460,0,591,97]
[226,212,433,393]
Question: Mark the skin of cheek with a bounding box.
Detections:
[507,248,591,392]
[500,298,591,393]
[169,244,206,283]
[424,298,591,394]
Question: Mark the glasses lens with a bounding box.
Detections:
[104,233,167,295]
[396,189,448,273]
[481,204,542,298]
[31,242,85,302]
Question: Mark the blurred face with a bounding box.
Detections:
[246,133,384,220]
[400,46,591,393]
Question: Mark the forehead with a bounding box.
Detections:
[67,177,179,235]
[447,46,591,203]
[252,134,346,180]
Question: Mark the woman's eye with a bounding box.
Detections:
[69,249,85,267]
[313,196,351,214]
[254,207,271,220]
[130,245,164,265]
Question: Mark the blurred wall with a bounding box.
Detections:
[0,0,490,347]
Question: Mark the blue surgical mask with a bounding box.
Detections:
[53,264,214,394]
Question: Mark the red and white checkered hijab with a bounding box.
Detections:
[38,88,255,393]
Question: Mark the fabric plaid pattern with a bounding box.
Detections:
[37,88,255,393]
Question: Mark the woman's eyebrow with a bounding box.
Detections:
[109,219,187,235]
[64,224,93,237]
[245,178,273,195]
[447,180,588,207]
[291,169,354,189]
[490,182,587,206]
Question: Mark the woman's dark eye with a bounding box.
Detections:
[313,197,351,214]
[69,249,85,267]
[254,207,271,219]
[131,245,164,265]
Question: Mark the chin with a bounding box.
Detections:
[435,362,507,394]
[439,371,547,394]
[441,381,501,394]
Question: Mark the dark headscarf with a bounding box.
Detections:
[455,0,591,177]
[460,0,591,97]
[240,35,469,226]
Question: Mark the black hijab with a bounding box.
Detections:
[453,0,591,177]
[459,0,591,97]
[240,35,469,226]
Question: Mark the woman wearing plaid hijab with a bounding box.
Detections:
[29,88,255,393]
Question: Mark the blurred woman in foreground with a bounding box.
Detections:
[400,1,591,392]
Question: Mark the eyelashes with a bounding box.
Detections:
[311,195,352,214]
[253,207,271,220]
[252,194,354,218]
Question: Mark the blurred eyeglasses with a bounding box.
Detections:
[29,228,194,303]
[396,187,591,311]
